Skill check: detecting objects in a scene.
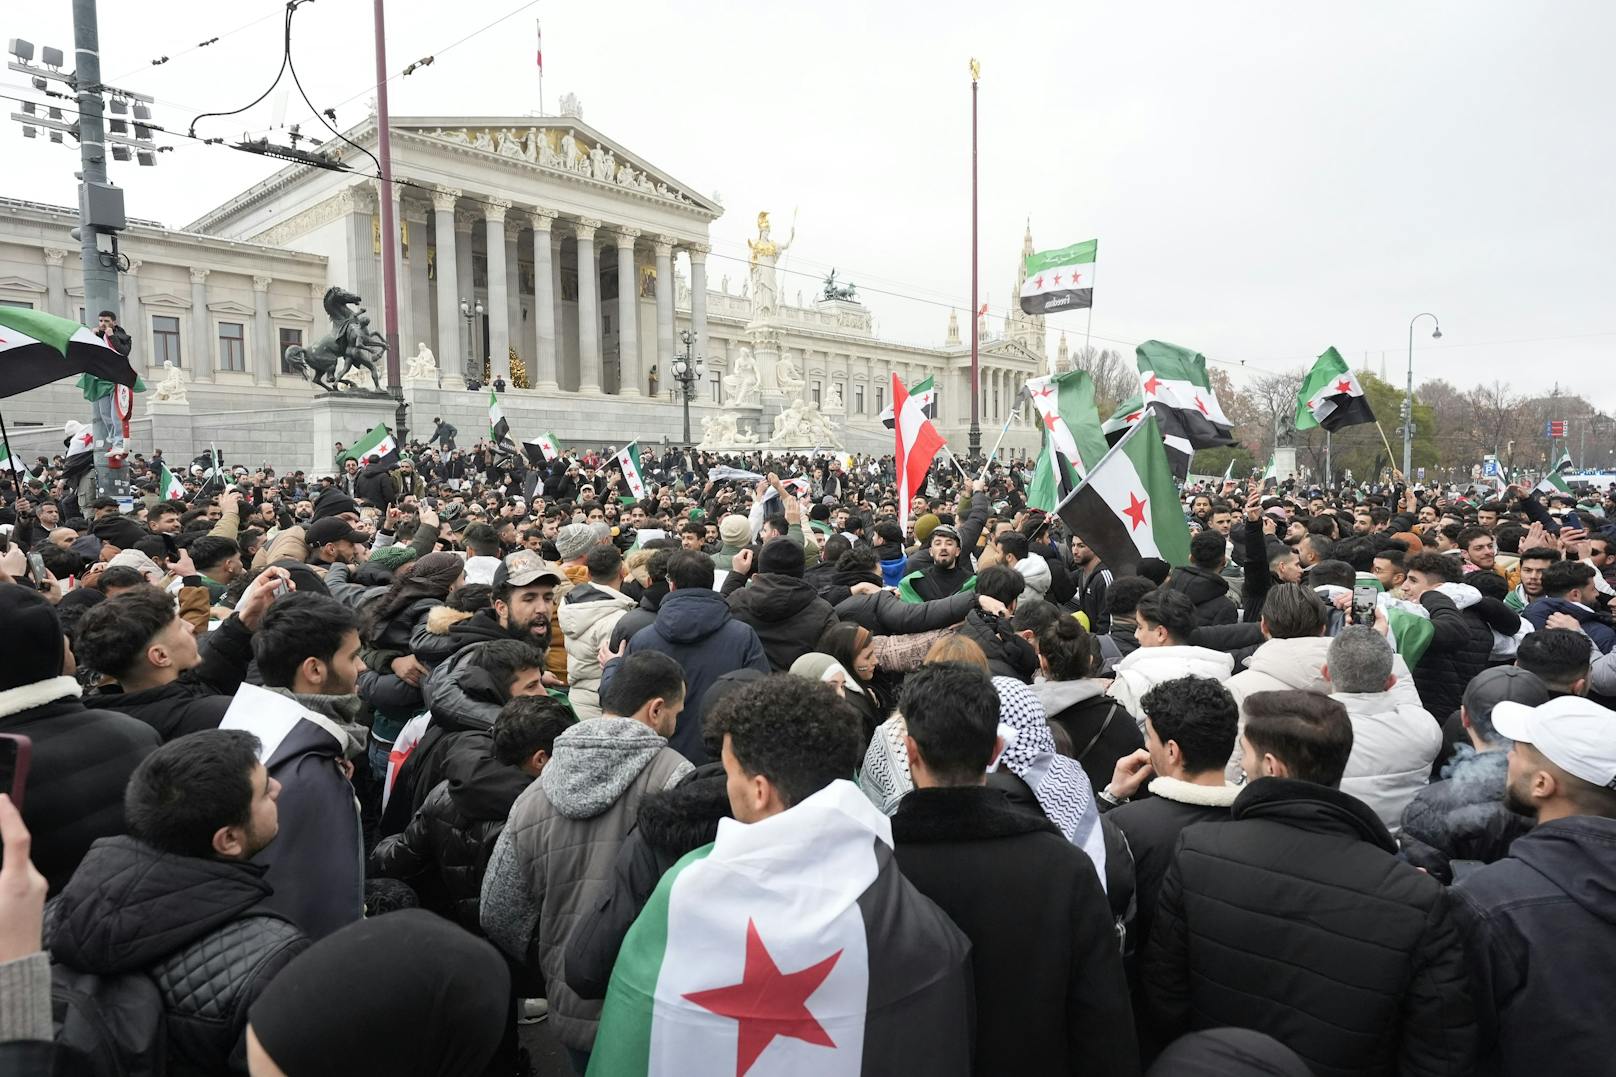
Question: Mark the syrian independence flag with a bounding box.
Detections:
[488,389,515,452]
[587,781,972,1077]
[1137,340,1234,450]
[0,306,139,398]
[60,421,96,487]
[1054,413,1192,575]
[1103,394,1145,446]
[1026,370,1110,512]
[1019,239,1097,315]
[616,440,648,499]
[1296,347,1375,432]
[523,431,562,466]
[878,374,936,428]
[893,372,944,532]
[1536,454,1572,498]
[338,424,396,467]
[0,443,34,480]
[157,461,187,501]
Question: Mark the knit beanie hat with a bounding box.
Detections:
[913,513,941,546]
[0,584,66,690]
[313,487,358,521]
[719,514,751,548]
[91,514,146,552]
[757,537,805,578]
[555,522,595,562]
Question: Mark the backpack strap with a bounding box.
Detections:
[1076,703,1121,764]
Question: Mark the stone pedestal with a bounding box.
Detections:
[312,392,398,471]
[145,398,195,459]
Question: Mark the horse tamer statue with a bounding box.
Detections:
[283,285,387,392]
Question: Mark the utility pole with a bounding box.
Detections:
[967,59,981,459]
[373,0,406,446]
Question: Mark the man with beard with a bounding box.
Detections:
[46,730,309,1074]
[1071,533,1114,633]
[1453,696,1616,1076]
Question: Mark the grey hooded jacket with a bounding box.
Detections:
[480,717,689,1050]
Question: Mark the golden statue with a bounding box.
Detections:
[746,210,793,318]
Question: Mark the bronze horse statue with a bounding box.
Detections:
[284,285,386,391]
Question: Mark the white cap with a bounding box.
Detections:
[1492,697,1616,790]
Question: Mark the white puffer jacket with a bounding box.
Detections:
[558,584,638,720]
[1106,645,1235,732]
[1334,675,1441,832]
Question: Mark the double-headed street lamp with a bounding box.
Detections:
[459,297,484,387]
[1404,312,1441,479]
[671,328,705,445]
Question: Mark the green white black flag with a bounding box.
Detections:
[1019,239,1096,315]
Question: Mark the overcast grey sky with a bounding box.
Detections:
[7,0,1614,408]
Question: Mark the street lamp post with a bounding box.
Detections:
[1404,312,1441,479]
[460,297,484,387]
[671,329,705,445]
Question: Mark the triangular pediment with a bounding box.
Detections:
[139,291,192,309]
[206,299,258,317]
[269,306,313,322]
[397,116,720,215]
[0,276,46,294]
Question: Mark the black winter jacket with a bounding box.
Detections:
[892,786,1140,1077]
[93,614,255,741]
[1412,590,1508,719]
[1164,564,1237,626]
[47,836,308,1076]
[608,586,665,651]
[1035,681,1145,794]
[565,762,730,1001]
[0,680,159,894]
[957,608,1039,682]
[833,588,976,634]
[1452,816,1616,1077]
[368,747,532,931]
[726,573,839,672]
[1142,778,1476,1077]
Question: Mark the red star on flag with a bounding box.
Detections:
[1070,272,1083,283]
[1033,385,1054,399]
[1194,394,1210,415]
[684,920,843,1077]
[1142,374,1163,396]
[1335,378,1354,395]
[1122,491,1148,530]
[1124,411,1142,423]
[78,432,94,448]
[1033,274,1044,289]
[1052,273,1063,285]
[1043,411,1060,431]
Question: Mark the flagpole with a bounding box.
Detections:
[1081,258,1097,363]
[1373,421,1399,475]
[0,407,22,499]
[967,58,982,460]
[941,443,971,482]
[1325,430,1332,489]
[977,410,1015,480]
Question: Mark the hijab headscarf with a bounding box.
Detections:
[788,652,864,696]
[249,909,509,1077]
[992,676,1107,888]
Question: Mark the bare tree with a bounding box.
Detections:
[1069,345,1137,415]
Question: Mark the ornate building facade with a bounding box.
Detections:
[1,105,1049,469]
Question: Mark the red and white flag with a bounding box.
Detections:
[892,372,944,533]
[536,19,543,73]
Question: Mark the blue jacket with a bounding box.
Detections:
[1454,817,1616,1076]
[878,546,909,587]
[610,588,769,764]
[1521,596,1616,654]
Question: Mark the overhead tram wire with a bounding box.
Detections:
[107,7,286,82]
[11,90,1615,373]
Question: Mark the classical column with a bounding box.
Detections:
[431,188,462,380]
[388,185,413,369]
[574,218,603,394]
[121,259,144,373]
[252,275,274,386]
[530,209,559,392]
[504,217,523,384]
[43,248,68,319]
[551,233,567,389]
[454,210,477,378]
[407,204,433,369]
[653,236,675,378]
[483,199,511,383]
[190,268,213,382]
[613,228,641,397]
[689,243,709,363]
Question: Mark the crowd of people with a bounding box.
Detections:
[1,429,1613,1076]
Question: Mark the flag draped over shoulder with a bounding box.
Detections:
[1295,347,1375,432]
[60,421,96,487]
[1018,239,1097,315]
[587,781,973,1077]
[1025,370,1109,512]
[0,306,139,398]
[1055,414,1192,575]
[892,374,945,532]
